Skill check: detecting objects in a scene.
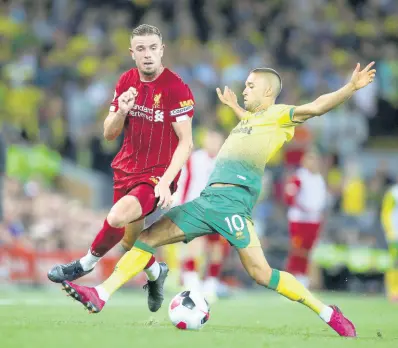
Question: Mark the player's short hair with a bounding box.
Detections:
[251,67,282,97]
[131,24,163,42]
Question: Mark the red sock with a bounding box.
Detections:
[145,255,156,269]
[207,263,222,278]
[285,254,308,275]
[183,259,196,272]
[90,219,125,257]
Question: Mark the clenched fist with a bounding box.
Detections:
[118,87,138,115]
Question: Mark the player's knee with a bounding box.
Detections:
[107,197,142,228]
[107,209,125,228]
[249,263,272,287]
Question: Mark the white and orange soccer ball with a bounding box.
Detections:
[168,290,210,330]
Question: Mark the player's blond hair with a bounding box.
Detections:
[131,24,163,42]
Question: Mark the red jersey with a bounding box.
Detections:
[109,68,194,190]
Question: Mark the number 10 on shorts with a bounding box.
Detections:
[225,215,245,233]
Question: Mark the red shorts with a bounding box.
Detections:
[113,184,158,218]
[288,221,321,250]
[112,170,178,219]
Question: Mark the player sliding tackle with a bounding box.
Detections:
[61,62,376,337]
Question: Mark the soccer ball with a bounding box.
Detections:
[168,290,210,330]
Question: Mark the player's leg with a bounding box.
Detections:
[237,245,356,337]
[121,219,161,282]
[61,200,212,313]
[285,221,307,282]
[48,184,157,283]
[203,234,226,301]
[286,222,320,288]
[181,237,204,291]
[300,222,321,286]
[61,216,186,313]
[120,220,145,251]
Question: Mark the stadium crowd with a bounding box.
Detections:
[0,0,398,290]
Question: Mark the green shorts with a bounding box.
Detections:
[165,185,261,249]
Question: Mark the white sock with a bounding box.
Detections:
[145,261,160,281]
[319,305,333,323]
[95,286,110,302]
[80,250,101,271]
[183,271,201,292]
[203,276,218,294]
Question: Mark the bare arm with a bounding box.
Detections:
[103,110,127,141]
[161,120,193,185]
[103,87,138,141]
[216,87,248,119]
[293,62,376,122]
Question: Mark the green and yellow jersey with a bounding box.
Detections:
[208,104,302,203]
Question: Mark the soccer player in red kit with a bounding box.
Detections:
[48,24,194,312]
[284,150,327,288]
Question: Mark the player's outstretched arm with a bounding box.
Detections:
[293,62,376,123]
[104,87,138,141]
[216,86,247,119]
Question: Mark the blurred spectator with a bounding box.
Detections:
[341,160,367,234]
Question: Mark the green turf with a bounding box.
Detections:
[0,288,396,348]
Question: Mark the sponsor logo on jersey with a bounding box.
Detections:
[154,110,164,122]
[128,104,155,121]
[132,104,153,114]
[170,105,193,116]
[153,93,162,108]
[232,126,253,135]
[179,99,194,107]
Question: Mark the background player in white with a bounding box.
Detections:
[284,150,327,288]
[173,130,226,299]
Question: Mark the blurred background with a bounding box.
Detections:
[0,0,398,296]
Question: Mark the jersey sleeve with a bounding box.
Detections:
[167,83,195,123]
[109,73,128,113]
[275,104,304,128]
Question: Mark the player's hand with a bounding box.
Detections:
[118,87,138,115]
[349,62,376,91]
[216,86,238,108]
[155,179,172,209]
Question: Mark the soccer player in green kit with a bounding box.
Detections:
[61,62,376,337]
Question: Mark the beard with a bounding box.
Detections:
[140,62,160,77]
[142,68,156,76]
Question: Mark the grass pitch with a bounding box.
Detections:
[0,287,396,348]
